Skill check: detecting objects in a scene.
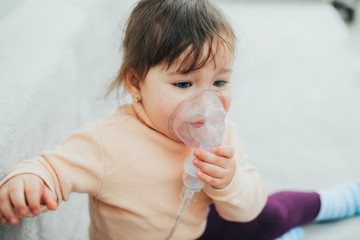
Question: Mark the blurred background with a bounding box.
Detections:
[0,0,359,239]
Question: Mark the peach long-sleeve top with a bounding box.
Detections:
[0,103,267,240]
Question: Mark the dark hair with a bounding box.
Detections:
[106,0,235,98]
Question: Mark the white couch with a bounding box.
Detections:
[0,0,135,239]
[0,0,359,239]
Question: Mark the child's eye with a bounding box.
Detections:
[213,80,227,87]
[173,81,192,89]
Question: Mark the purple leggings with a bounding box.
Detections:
[198,191,321,240]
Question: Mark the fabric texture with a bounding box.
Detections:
[198,191,320,240]
[0,103,267,240]
[276,227,304,240]
[315,181,360,222]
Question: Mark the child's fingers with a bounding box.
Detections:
[0,193,9,224]
[196,171,223,190]
[213,145,234,158]
[0,207,5,224]
[193,158,224,179]
[8,181,28,217]
[0,211,7,224]
[24,180,42,216]
[194,149,223,166]
[42,186,57,211]
[0,194,19,225]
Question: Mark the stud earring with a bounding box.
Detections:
[133,95,141,103]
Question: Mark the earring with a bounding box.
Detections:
[133,95,141,103]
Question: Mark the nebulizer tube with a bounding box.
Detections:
[165,89,227,240]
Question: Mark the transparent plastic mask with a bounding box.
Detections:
[168,89,227,151]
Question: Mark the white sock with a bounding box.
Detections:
[315,181,360,221]
[276,227,304,240]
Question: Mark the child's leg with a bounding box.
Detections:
[276,181,360,239]
[199,181,360,240]
[315,181,360,221]
[198,191,320,240]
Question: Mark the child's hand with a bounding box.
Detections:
[193,145,236,190]
[0,174,57,226]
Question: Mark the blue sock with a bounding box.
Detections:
[315,181,360,221]
[276,227,304,240]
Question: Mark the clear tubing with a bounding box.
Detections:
[165,188,196,240]
[164,214,183,240]
[165,90,227,240]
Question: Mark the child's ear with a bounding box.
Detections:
[124,69,141,99]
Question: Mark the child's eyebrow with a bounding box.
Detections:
[218,69,233,74]
[167,68,232,76]
[168,71,185,76]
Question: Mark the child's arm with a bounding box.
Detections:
[195,121,267,222]
[0,124,105,225]
[0,174,57,226]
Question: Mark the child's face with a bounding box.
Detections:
[139,47,233,142]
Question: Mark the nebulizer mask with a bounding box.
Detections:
[165,89,227,240]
